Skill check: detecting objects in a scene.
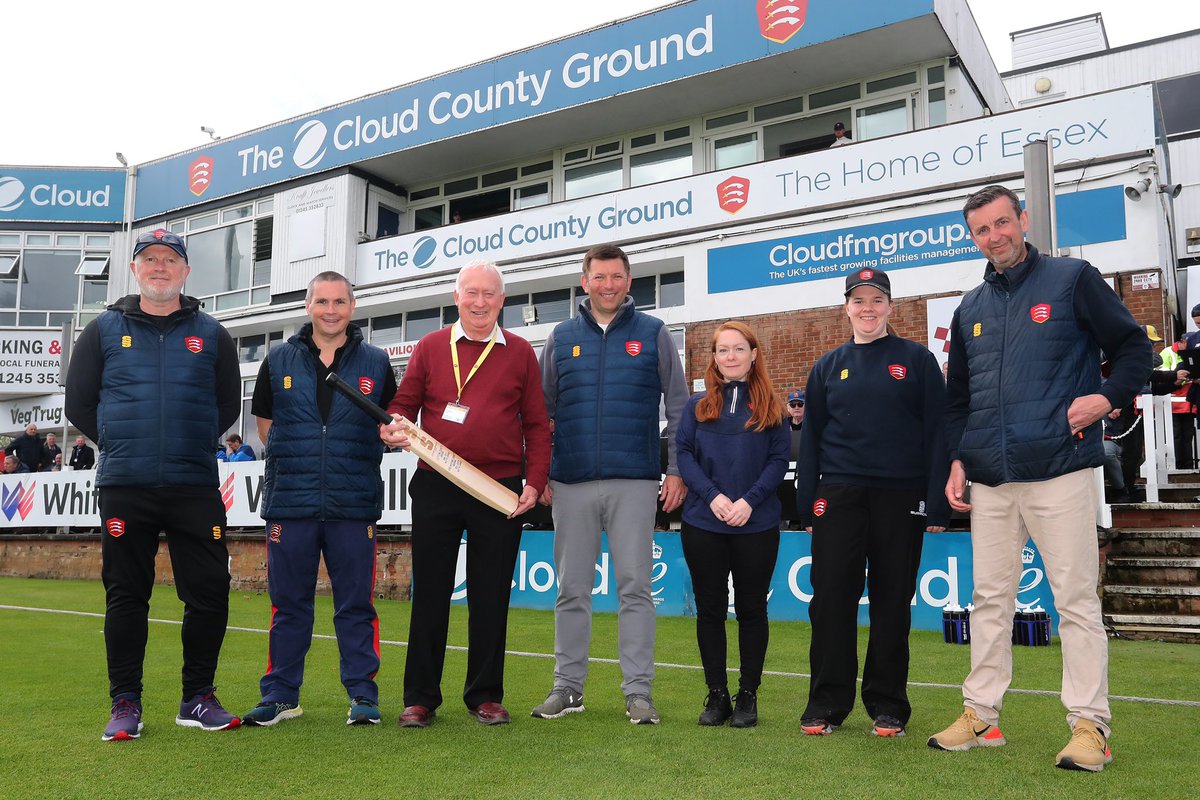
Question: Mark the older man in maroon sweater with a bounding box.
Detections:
[382,261,550,728]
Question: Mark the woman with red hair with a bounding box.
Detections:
[676,320,788,728]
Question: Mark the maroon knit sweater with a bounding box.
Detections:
[388,326,551,492]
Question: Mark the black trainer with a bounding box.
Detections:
[697,687,732,726]
[730,689,758,728]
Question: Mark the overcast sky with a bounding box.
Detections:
[3,0,1197,168]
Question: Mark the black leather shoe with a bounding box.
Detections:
[698,687,732,726]
[730,689,758,728]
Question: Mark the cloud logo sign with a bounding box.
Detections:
[0,177,26,212]
[412,236,438,269]
[292,120,328,170]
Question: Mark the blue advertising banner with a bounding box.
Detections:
[447,529,1059,635]
[0,167,126,224]
[707,186,1126,294]
[133,0,934,217]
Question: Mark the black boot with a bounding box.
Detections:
[698,687,732,726]
[730,688,758,728]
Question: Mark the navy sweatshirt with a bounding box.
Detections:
[676,381,790,534]
[796,335,950,527]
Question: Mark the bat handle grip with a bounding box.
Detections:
[324,371,395,425]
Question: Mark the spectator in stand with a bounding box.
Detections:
[829,122,852,148]
[69,436,96,470]
[42,433,63,472]
[224,434,256,462]
[3,454,30,474]
[5,423,47,472]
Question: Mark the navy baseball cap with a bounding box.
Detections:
[787,390,805,405]
[844,267,891,297]
[1191,303,1200,317]
[132,229,188,261]
[833,122,845,131]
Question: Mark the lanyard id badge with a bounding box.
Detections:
[442,402,469,424]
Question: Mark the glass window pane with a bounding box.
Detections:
[215,292,248,311]
[856,99,909,141]
[482,167,519,187]
[444,176,478,196]
[405,308,440,341]
[0,234,20,246]
[522,160,553,176]
[660,272,683,308]
[26,234,52,246]
[714,133,757,170]
[514,183,550,210]
[630,133,657,148]
[222,206,252,223]
[189,213,219,230]
[371,313,405,347]
[169,221,186,233]
[414,205,444,231]
[810,83,861,109]
[866,72,917,94]
[765,113,844,160]
[443,305,459,325]
[754,96,804,122]
[0,254,19,277]
[928,87,946,127]
[75,256,110,276]
[57,234,82,247]
[630,276,656,310]
[705,111,748,130]
[19,249,79,310]
[377,205,400,238]
[251,286,270,304]
[409,186,440,201]
[252,259,271,287]
[85,234,111,247]
[564,160,622,200]
[501,295,528,329]
[532,288,571,325]
[927,65,945,84]
[0,280,16,307]
[664,125,691,141]
[257,198,274,214]
[630,144,692,187]
[564,148,590,163]
[185,221,254,297]
[238,334,266,363]
[81,280,107,310]
[268,330,284,345]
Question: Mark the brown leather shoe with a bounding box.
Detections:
[468,702,511,725]
[398,705,435,728]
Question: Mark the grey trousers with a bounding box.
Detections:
[550,479,660,697]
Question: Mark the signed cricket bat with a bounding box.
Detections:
[325,372,520,516]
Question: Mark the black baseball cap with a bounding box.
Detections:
[844,267,891,297]
[132,229,188,261]
[833,122,845,131]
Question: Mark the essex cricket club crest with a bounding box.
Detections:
[813,498,827,517]
[716,175,749,214]
[1030,303,1051,324]
[106,517,125,538]
[888,364,907,380]
[757,0,808,44]
[1,481,36,521]
[358,377,375,394]
[220,473,236,512]
[269,523,283,543]
[184,336,204,353]
[626,341,643,356]
[189,155,214,197]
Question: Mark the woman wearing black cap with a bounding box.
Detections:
[676,321,789,728]
[795,267,949,739]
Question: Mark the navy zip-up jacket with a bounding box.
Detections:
[676,381,790,534]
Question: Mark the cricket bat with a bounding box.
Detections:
[324,372,520,516]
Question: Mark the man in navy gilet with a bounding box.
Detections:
[65,228,242,741]
[241,271,396,727]
[929,185,1151,772]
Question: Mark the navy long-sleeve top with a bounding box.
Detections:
[676,381,790,534]
[796,335,950,528]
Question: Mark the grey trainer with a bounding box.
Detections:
[626,694,660,725]
[531,688,585,719]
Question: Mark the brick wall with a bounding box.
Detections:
[0,533,414,600]
[684,271,1167,397]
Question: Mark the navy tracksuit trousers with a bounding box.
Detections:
[260,519,380,704]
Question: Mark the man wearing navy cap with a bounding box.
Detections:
[778,389,806,526]
[66,228,242,741]
[829,122,851,148]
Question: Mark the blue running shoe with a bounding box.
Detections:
[348,697,381,726]
[102,695,143,742]
[243,701,303,727]
[176,687,241,731]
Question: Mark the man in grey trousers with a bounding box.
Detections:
[533,243,689,725]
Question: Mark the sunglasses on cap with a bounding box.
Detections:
[132,228,188,260]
